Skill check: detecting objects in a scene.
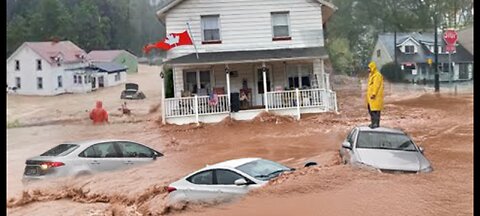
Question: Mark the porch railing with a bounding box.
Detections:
[163,89,338,121]
[266,88,337,111]
[164,94,230,118]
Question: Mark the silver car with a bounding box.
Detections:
[166,158,296,205]
[22,139,163,182]
[339,126,433,173]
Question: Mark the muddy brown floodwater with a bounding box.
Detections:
[6,71,473,216]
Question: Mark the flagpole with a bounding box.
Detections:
[186,22,200,59]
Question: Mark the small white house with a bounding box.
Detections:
[6,41,128,95]
[157,0,338,125]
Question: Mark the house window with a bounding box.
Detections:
[36,59,42,71]
[115,73,120,81]
[57,76,63,88]
[184,70,211,95]
[201,15,221,43]
[271,12,290,40]
[15,77,21,89]
[440,63,453,73]
[37,77,43,89]
[404,45,415,54]
[287,65,312,89]
[377,49,381,57]
[78,75,83,84]
[74,75,77,84]
[15,60,20,71]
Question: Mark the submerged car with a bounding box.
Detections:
[121,83,146,100]
[22,139,163,182]
[339,126,433,174]
[166,158,307,205]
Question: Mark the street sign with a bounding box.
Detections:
[427,58,432,65]
[443,29,458,45]
[446,44,456,53]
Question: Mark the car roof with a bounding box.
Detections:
[62,139,137,146]
[203,158,261,169]
[356,126,405,134]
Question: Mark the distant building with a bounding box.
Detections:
[457,25,473,56]
[6,41,127,95]
[371,32,474,83]
[87,50,138,73]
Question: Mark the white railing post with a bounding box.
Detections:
[295,88,300,120]
[226,69,231,111]
[194,95,199,124]
[322,90,328,111]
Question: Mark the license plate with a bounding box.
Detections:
[24,166,38,175]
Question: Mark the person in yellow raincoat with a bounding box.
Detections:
[366,61,384,128]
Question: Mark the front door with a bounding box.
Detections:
[91,77,97,89]
[256,68,271,106]
[98,76,105,88]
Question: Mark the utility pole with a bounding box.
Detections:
[434,15,440,92]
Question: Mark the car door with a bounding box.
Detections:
[78,142,125,173]
[115,141,161,166]
[212,169,255,202]
[184,170,219,203]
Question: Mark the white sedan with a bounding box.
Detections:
[166,158,296,205]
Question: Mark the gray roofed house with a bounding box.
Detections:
[91,62,128,73]
[371,32,474,83]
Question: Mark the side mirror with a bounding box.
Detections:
[152,151,164,160]
[342,141,352,149]
[234,178,248,186]
[419,146,424,154]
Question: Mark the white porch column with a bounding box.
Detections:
[325,73,330,90]
[225,65,231,109]
[160,66,166,125]
[173,66,184,98]
[262,62,268,111]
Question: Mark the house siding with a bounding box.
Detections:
[6,46,69,96]
[165,0,324,59]
[371,40,393,70]
[113,52,138,74]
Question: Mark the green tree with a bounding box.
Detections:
[327,38,355,75]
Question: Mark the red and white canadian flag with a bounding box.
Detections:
[143,30,193,53]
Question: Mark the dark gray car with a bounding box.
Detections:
[22,139,163,182]
[121,83,146,100]
[339,126,433,173]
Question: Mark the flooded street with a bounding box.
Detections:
[6,67,473,215]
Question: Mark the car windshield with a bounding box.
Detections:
[236,159,292,181]
[40,144,79,156]
[356,131,417,151]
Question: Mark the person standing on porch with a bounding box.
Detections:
[366,61,384,128]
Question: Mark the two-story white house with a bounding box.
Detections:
[157,0,338,125]
[6,41,128,96]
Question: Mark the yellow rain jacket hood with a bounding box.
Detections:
[366,61,384,111]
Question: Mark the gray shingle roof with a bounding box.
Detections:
[165,47,328,65]
[92,62,127,73]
